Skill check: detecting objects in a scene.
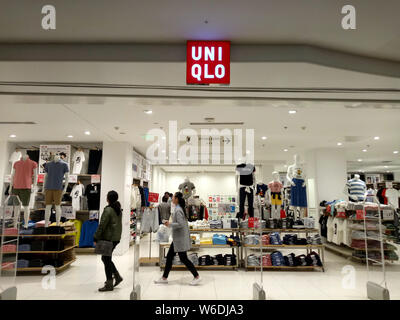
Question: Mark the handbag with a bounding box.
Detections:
[94,240,114,256]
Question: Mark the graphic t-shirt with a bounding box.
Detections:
[85,183,101,211]
[44,160,69,190]
[178,181,196,199]
[71,184,85,213]
[385,188,399,209]
[235,163,255,186]
[9,151,22,173]
[13,159,38,189]
[256,184,268,197]
[268,181,283,193]
[72,151,86,174]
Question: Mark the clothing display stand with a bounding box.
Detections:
[0,195,21,300]
[363,197,390,300]
[130,219,141,300]
[139,206,159,266]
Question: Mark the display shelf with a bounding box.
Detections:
[245,265,324,271]
[244,244,323,249]
[351,247,396,251]
[189,228,239,232]
[240,228,319,233]
[75,247,95,254]
[160,264,237,270]
[16,259,76,273]
[159,243,236,249]
[3,245,76,254]
[0,232,76,238]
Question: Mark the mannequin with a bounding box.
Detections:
[44,155,69,227]
[268,172,283,219]
[383,182,399,210]
[10,152,38,228]
[178,177,196,200]
[287,154,307,218]
[235,157,256,219]
[344,174,366,202]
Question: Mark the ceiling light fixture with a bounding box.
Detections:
[337,142,342,146]
[374,136,380,140]
[144,110,153,114]
[67,135,73,138]
[288,110,297,114]
[394,151,399,154]
[246,150,250,154]
[84,131,91,135]
[357,159,363,162]
[261,136,267,140]
[384,166,388,168]
[362,149,367,152]
[9,134,16,138]
[283,149,288,152]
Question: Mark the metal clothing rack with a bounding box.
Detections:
[362,196,390,300]
[0,195,22,300]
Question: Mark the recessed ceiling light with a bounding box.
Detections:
[261,136,267,140]
[84,131,91,135]
[246,150,250,154]
[144,110,153,114]
[172,150,176,153]
[337,142,342,146]
[67,135,73,138]
[394,151,399,154]
[162,150,166,153]
[283,149,288,152]
[362,149,367,152]
[386,171,390,173]
[162,136,166,140]
[374,136,380,140]
[9,134,16,138]
[357,159,363,162]
[384,166,388,168]
[288,110,297,114]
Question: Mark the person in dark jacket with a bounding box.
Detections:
[94,190,123,292]
[154,192,201,286]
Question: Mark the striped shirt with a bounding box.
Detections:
[346,179,366,200]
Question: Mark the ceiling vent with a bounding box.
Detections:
[0,122,36,125]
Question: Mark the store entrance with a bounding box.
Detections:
[0,94,400,300]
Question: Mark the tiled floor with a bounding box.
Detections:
[10,235,400,300]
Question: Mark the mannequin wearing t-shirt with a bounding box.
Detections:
[10,152,38,228]
[235,158,256,219]
[343,174,366,202]
[268,171,283,219]
[287,154,307,218]
[385,182,399,210]
[44,155,69,227]
[178,177,196,201]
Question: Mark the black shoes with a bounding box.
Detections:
[98,280,114,292]
[114,272,123,287]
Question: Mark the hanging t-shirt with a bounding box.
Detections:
[85,183,101,211]
[256,184,268,197]
[268,181,283,193]
[9,151,22,173]
[72,151,86,174]
[327,216,334,242]
[71,184,85,213]
[235,163,255,186]
[385,188,399,209]
[13,159,38,189]
[178,181,196,199]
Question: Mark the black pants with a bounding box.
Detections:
[101,241,119,281]
[88,149,103,174]
[163,242,199,278]
[239,187,254,218]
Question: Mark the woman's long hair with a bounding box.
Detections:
[107,190,122,216]
[174,192,186,212]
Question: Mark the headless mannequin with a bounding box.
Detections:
[287,154,307,219]
[178,177,196,201]
[44,155,69,227]
[268,171,283,220]
[10,153,38,228]
[343,174,366,202]
[235,157,256,218]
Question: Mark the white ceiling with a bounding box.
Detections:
[0,95,399,173]
[1,0,400,62]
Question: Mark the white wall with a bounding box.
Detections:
[152,166,167,197]
[0,141,9,200]
[164,172,236,200]
[100,141,133,255]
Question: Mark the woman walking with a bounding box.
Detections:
[155,192,201,285]
[94,190,123,292]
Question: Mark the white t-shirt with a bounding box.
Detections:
[332,217,344,245]
[341,219,351,246]
[71,184,84,213]
[385,188,399,209]
[327,216,334,242]
[72,151,85,174]
[9,151,22,173]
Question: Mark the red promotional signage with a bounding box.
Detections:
[37,174,45,184]
[186,41,230,84]
[356,209,365,220]
[148,192,159,203]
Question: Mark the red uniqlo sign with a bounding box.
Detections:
[186,41,230,84]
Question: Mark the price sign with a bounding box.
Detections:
[4,206,13,219]
[4,175,11,183]
[148,192,159,203]
[37,174,45,183]
[62,206,75,219]
[89,210,99,220]
[356,209,365,220]
[91,175,101,184]
[68,174,78,183]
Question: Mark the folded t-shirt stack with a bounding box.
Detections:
[306,251,323,266]
[224,254,236,266]
[262,254,272,266]
[188,253,199,266]
[271,251,285,266]
[28,259,44,268]
[295,254,308,266]
[3,228,18,235]
[212,234,227,245]
[19,228,34,235]
[212,254,225,265]
[247,254,260,266]
[284,253,297,266]
[244,234,260,245]
[2,244,16,253]
[269,232,282,245]
[307,234,322,245]
[18,244,31,252]
[17,259,30,268]
[199,255,213,266]
[209,220,223,229]
[283,234,297,245]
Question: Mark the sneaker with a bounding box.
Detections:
[189,276,202,286]
[154,277,168,284]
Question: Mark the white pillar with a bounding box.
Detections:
[100,141,133,255]
[257,163,274,183]
[393,171,400,181]
[305,148,347,215]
